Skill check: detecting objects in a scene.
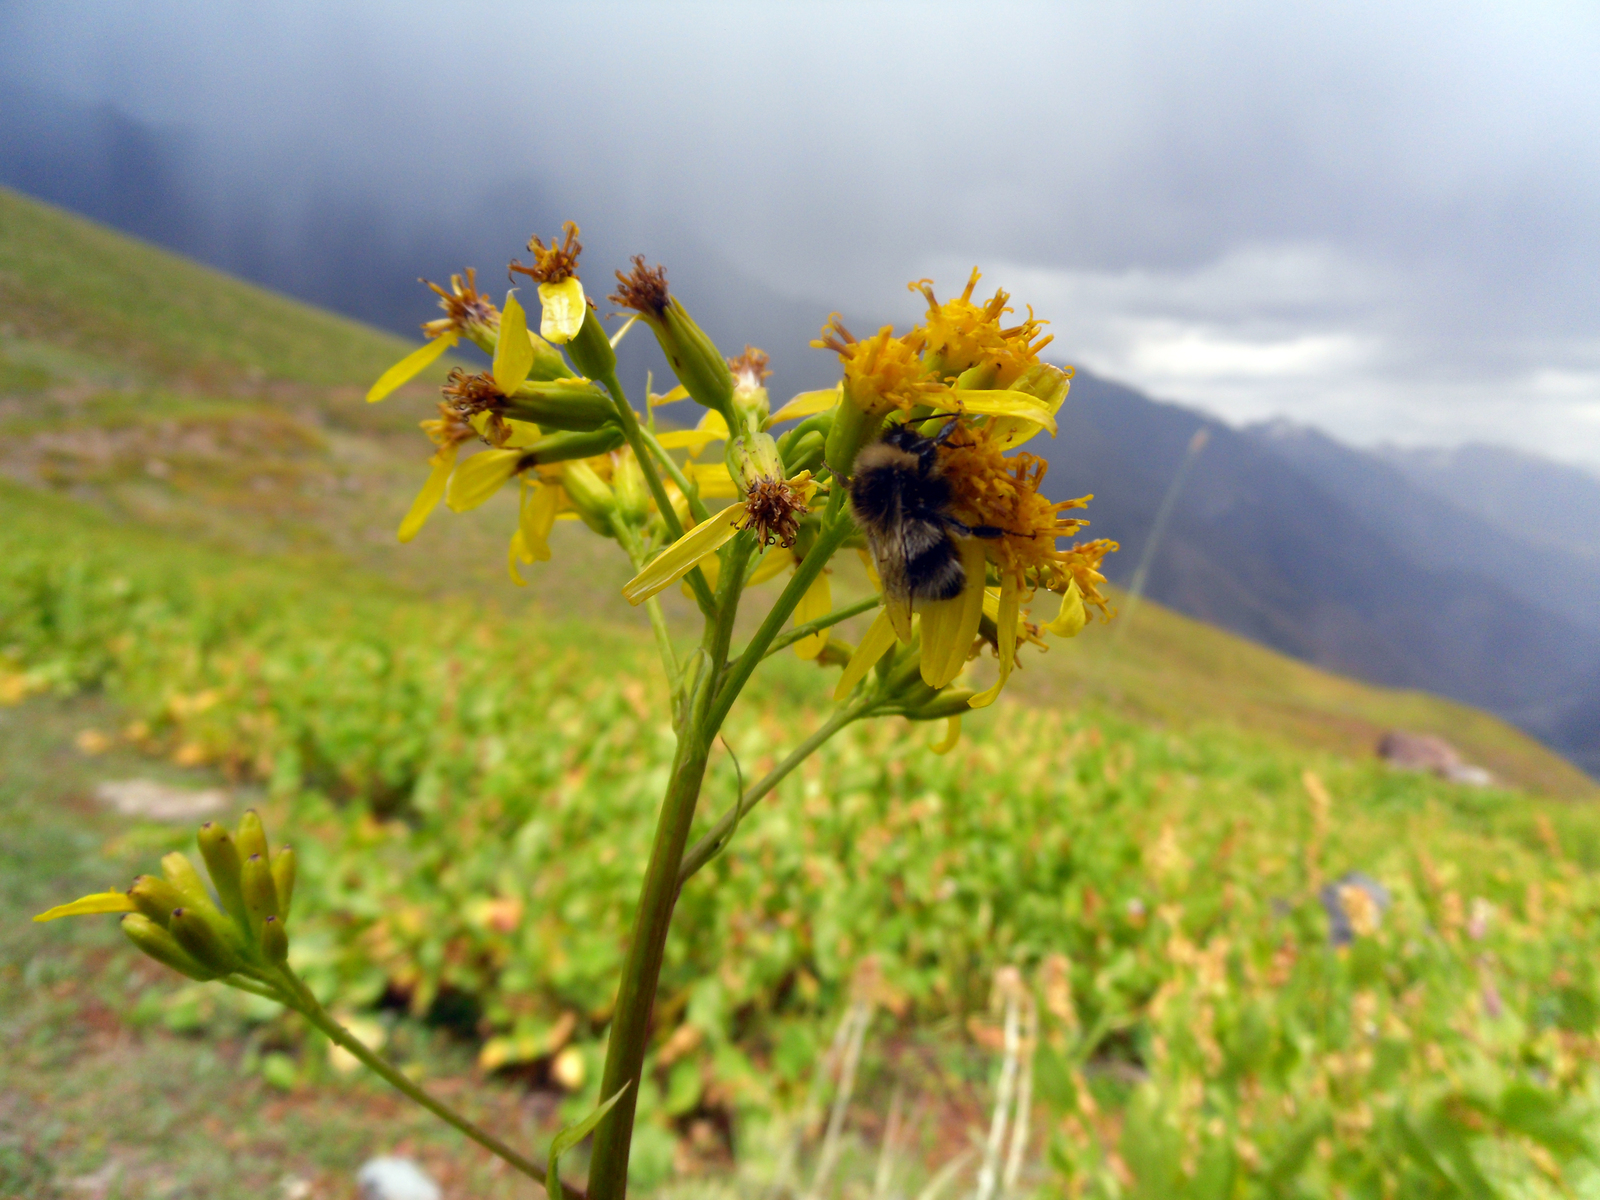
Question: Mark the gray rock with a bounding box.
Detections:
[1320,871,1391,947]
[357,1157,441,1200]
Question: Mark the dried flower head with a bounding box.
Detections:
[741,476,808,548]
[421,267,500,341]
[727,346,772,388]
[510,221,583,284]
[610,256,672,316]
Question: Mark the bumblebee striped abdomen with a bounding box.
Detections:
[848,430,967,604]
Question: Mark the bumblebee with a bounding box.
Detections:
[848,421,1003,612]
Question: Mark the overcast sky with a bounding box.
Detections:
[4,1,1599,467]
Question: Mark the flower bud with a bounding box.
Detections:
[781,429,825,477]
[271,847,297,922]
[610,258,735,426]
[160,852,229,926]
[728,347,771,426]
[560,459,618,534]
[613,451,649,526]
[825,400,888,479]
[260,914,289,965]
[724,425,786,495]
[122,913,222,982]
[501,378,617,431]
[236,809,269,862]
[197,823,248,930]
[128,875,186,928]
[566,305,618,381]
[903,688,977,720]
[522,426,626,467]
[170,906,244,975]
[242,853,280,940]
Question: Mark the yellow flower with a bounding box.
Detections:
[833,419,1116,709]
[510,221,588,344]
[399,403,479,542]
[814,310,1058,476]
[421,266,501,348]
[611,257,736,425]
[622,473,817,605]
[912,268,1053,388]
[366,268,502,404]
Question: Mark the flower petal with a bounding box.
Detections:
[493,291,537,394]
[508,529,530,586]
[769,385,842,424]
[34,889,136,922]
[986,366,1070,448]
[520,480,561,562]
[367,334,457,404]
[650,384,690,407]
[747,546,796,586]
[655,428,726,453]
[1047,578,1088,638]
[686,462,740,499]
[538,278,586,345]
[792,569,833,660]
[970,572,1021,708]
[446,448,522,512]
[938,389,1058,436]
[930,715,962,755]
[398,447,458,543]
[623,502,748,605]
[918,539,987,688]
[609,313,639,349]
[834,608,898,702]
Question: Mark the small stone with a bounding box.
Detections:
[1320,871,1391,947]
[357,1157,441,1200]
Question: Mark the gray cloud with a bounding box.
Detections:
[4,0,1599,464]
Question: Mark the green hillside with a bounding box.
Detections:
[0,185,1587,797]
[11,186,1600,1196]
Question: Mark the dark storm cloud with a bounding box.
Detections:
[4,1,1599,463]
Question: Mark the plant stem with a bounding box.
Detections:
[613,518,680,688]
[636,425,712,527]
[677,700,867,886]
[599,369,716,614]
[586,538,752,1200]
[279,970,556,1189]
[761,594,881,659]
[706,488,852,734]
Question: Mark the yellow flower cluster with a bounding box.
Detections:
[365,233,1114,734]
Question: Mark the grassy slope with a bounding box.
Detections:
[0,185,1590,798]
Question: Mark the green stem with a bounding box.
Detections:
[677,700,867,886]
[613,518,680,689]
[705,487,852,734]
[586,536,753,1200]
[760,594,881,660]
[637,426,713,527]
[279,970,556,1190]
[599,370,716,615]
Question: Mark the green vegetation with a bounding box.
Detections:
[9,484,1600,1196]
[6,187,1600,1196]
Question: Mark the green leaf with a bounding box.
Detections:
[547,1081,630,1200]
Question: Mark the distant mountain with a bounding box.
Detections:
[3,91,1595,777]
[1257,425,1600,638]
[1376,442,1600,562]
[1034,373,1600,776]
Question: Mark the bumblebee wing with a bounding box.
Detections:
[865,525,915,642]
